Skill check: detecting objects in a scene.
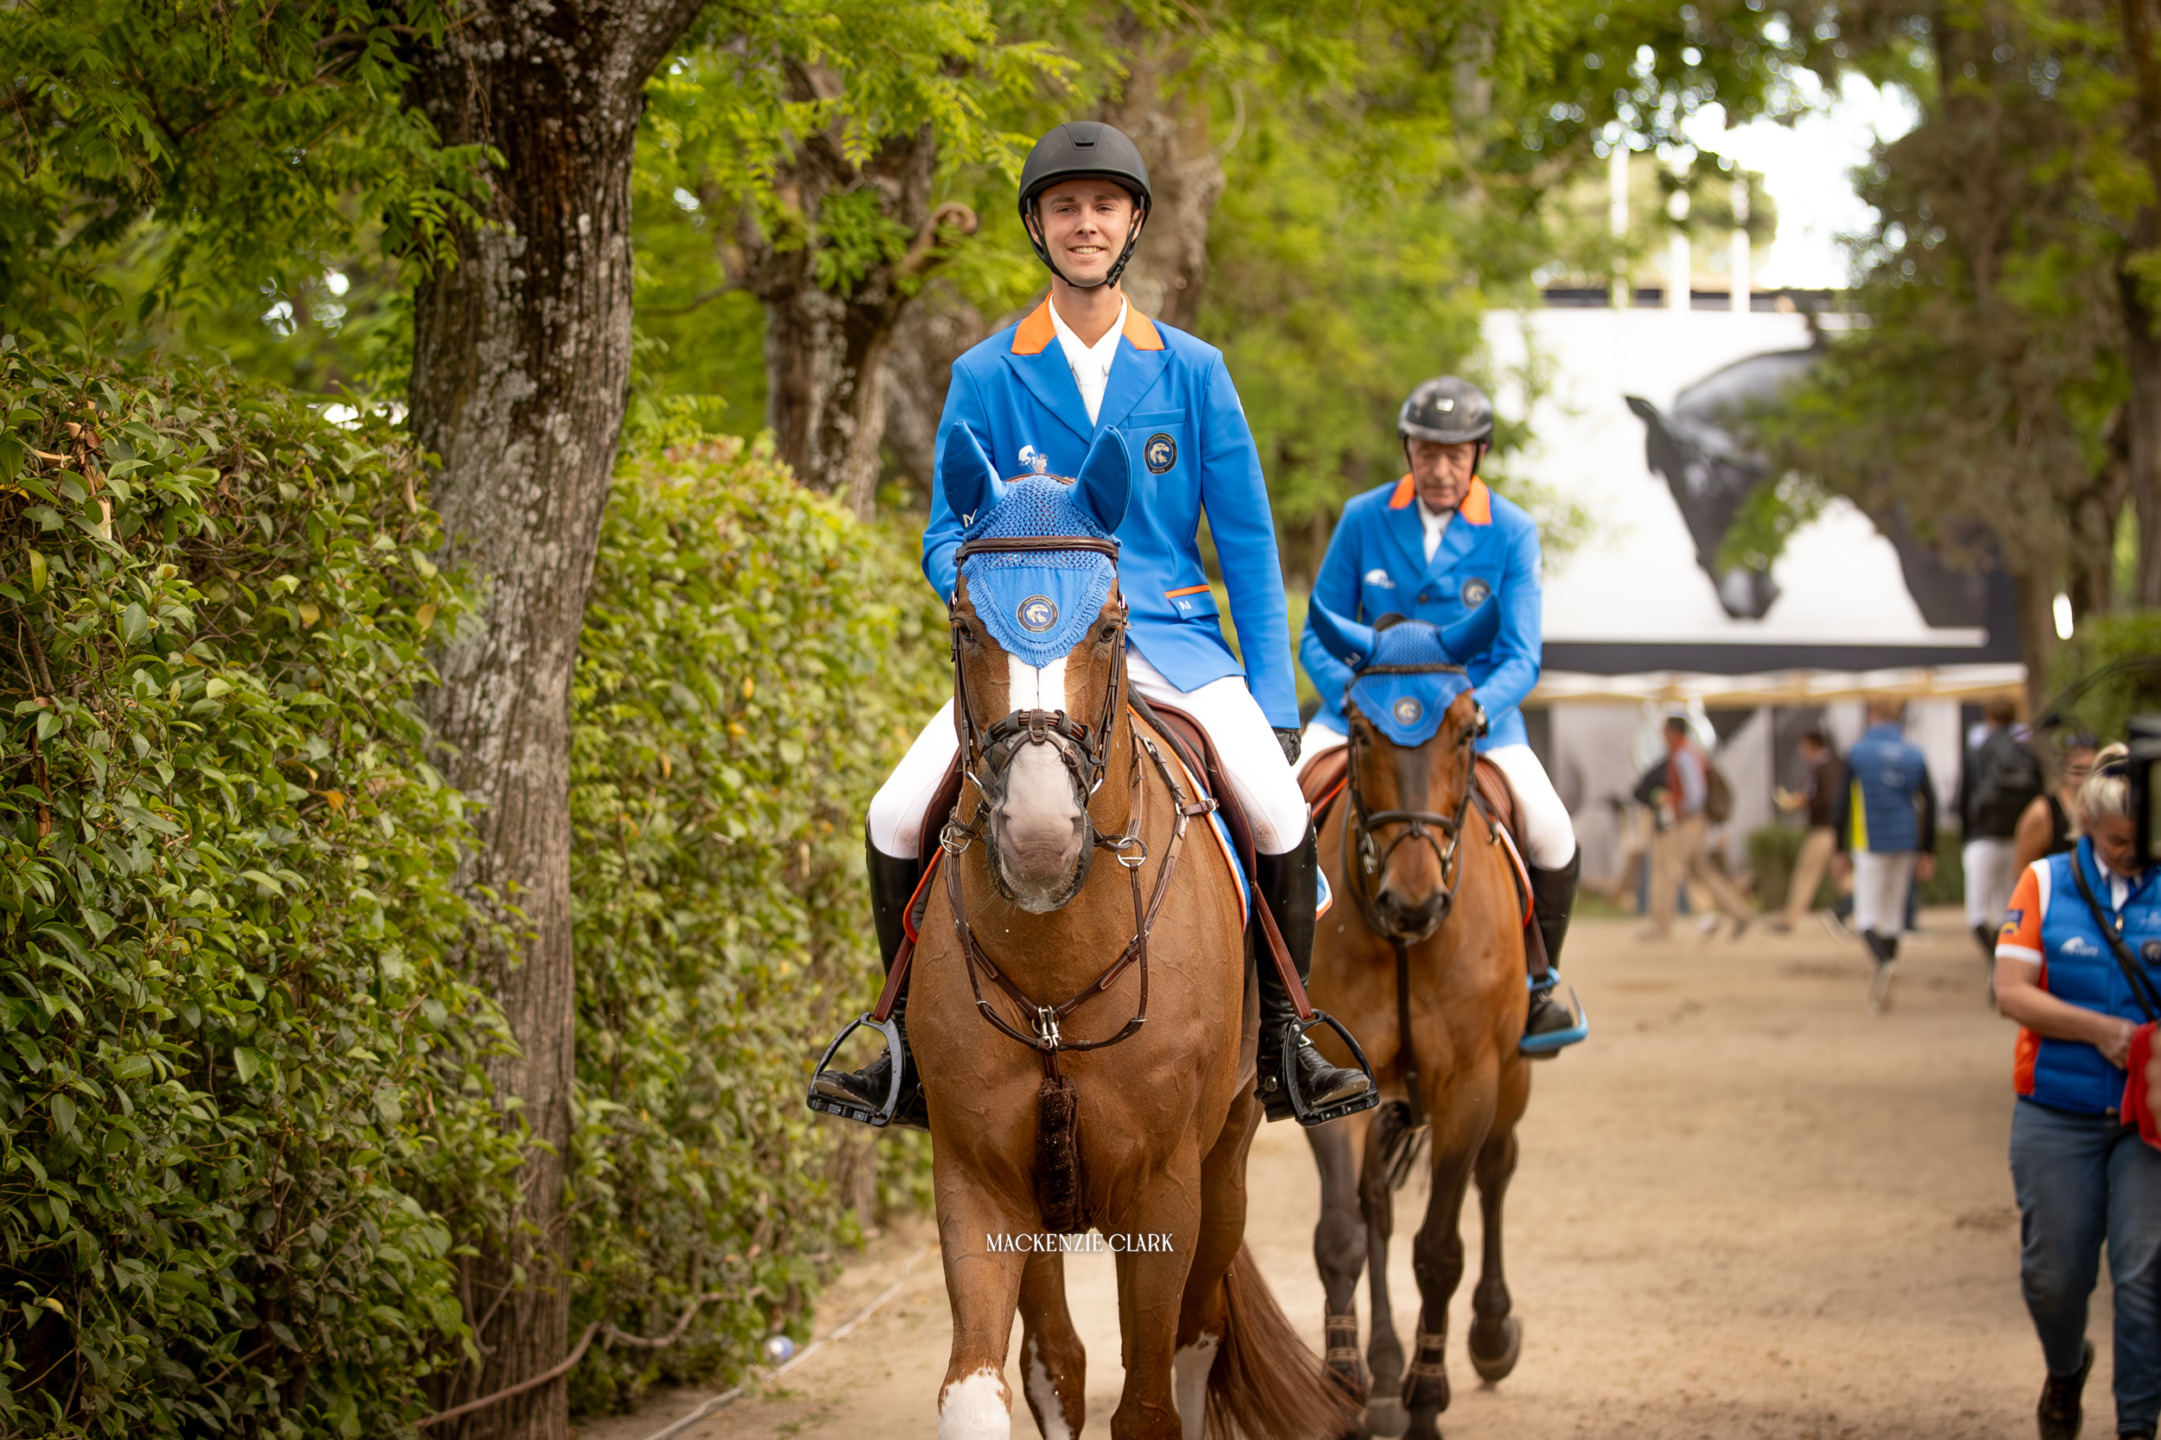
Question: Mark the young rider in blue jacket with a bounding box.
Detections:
[813,121,1370,1129]
[1298,378,1582,1046]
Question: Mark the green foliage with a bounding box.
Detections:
[563,440,946,1410]
[0,0,481,338]
[0,345,520,1433]
[2047,609,2161,743]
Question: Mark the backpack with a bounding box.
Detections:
[1972,731,2044,837]
[1705,759,1735,824]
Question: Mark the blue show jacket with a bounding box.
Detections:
[1832,722,1938,855]
[922,299,1297,730]
[2008,840,2161,1115]
[1300,474,1543,751]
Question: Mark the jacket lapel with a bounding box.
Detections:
[1423,477,1493,584]
[1095,306,1171,434]
[1381,478,1428,579]
[1001,299,1092,445]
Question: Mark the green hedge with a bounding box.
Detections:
[563,441,946,1410]
[0,346,521,1435]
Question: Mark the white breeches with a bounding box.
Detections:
[1297,722,1578,871]
[866,651,1311,859]
[1852,850,1918,938]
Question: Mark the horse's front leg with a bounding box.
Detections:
[934,1180,1034,1440]
[1107,1153,1205,1440]
[1307,1108,1372,1409]
[1361,1106,1409,1439]
[1018,1251,1086,1440]
[1467,1119,1524,1382]
[1403,1098,1491,1440]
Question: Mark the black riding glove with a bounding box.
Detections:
[1275,727,1302,765]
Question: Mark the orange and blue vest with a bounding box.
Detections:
[1998,838,2161,1115]
[1300,473,1543,752]
[922,299,1297,729]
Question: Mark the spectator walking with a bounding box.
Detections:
[1769,729,1843,934]
[2014,734,2102,874]
[1643,715,1753,940]
[1960,698,2043,962]
[1994,746,2160,1440]
[1832,698,1937,1009]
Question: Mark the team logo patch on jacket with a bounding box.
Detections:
[1145,433,1178,474]
[1019,444,1050,475]
[1460,577,1491,606]
[1018,596,1059,633]
[1363,569,1395,588]
[2146,939,2161,964]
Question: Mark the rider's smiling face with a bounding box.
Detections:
[1409,438,1479,513]
[1032,179,1139,289]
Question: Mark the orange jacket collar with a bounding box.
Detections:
[1010,296,1165,356]
[1388,473,1491,523]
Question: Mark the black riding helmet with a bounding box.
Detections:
[1399,376,1495,473]
[1018,121,1152,289]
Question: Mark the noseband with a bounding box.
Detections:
[1341,662,1479,944]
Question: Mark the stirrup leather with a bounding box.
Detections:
[806,1013,907,1127]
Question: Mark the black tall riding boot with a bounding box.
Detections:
[809,838,930,1130]
[1254,827,1373,1124]
[1524,850,1582,1045]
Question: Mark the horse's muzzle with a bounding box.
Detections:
[1374,884,1452,942]
[984,735,1092,913]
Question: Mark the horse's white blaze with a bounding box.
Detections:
[1006,653,1070,711]
[1172,1332,1218,1440]
[938,1367,1011,1440]
[1023,1338,1072,1440]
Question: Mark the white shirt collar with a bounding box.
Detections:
[1416,497,1454,561]
[1048,295,1126,427]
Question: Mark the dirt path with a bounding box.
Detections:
[581,910,2108,1439]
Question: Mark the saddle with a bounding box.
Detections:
[1302,747,1545,974]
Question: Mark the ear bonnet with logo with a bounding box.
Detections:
[945,427,1132,666]
[1307,600,1502,746]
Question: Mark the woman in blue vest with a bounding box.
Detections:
[812,121,1370,1129]
[1297,378,1582,1047]
[1995,744,2161,1440]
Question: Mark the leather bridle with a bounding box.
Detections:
[1340,662,1480,946]
[939,532,1212,1074]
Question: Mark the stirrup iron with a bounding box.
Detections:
[1518,981,1589,1057]
[1277,1011,1381,1126]
[806,1013,907,1127]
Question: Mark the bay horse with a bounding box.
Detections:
[1296,602,1536,1440]
[887,428,1357,1439]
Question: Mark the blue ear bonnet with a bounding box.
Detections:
[1346,622,1474,747]
[957,477,1119,666]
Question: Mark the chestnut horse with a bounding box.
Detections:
[899,430,1356,1440]
[1298,604,1534,1440]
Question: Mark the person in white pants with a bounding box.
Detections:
[1296,376,1583,1048]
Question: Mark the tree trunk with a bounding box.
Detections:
[2013,569,2059,719]
[880,283,991,496]
[404,1,701,1433]
[1098,17,1224,333]
[2120,0,2161,603]
[742,109,975,517]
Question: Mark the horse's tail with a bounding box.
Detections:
[1205,1242,1360,1440]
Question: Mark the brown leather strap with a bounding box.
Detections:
[1253,885,1314,1022]
[871,935,914,1024]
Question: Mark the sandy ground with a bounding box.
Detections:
[580,909,2120,1440]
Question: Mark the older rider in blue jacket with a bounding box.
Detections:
[813,121,1370,1129]
[1298,377,1581,1046]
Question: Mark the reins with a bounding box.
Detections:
[939,531,1212,1077]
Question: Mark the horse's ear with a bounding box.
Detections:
[939,426,1000,522]
[1307,602,1375,670]
[1438,595,1503,662]
[1073,427,1132,532]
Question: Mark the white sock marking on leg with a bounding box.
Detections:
[938,1367,1012,1440]
[1023,1338,1073,1440]
[1172,1332,1219,1440]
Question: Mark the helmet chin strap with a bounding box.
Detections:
[1025,203,1148,290]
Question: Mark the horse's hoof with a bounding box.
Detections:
[1362,1397,1410,1438]
[1468,1314,1522,1382]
